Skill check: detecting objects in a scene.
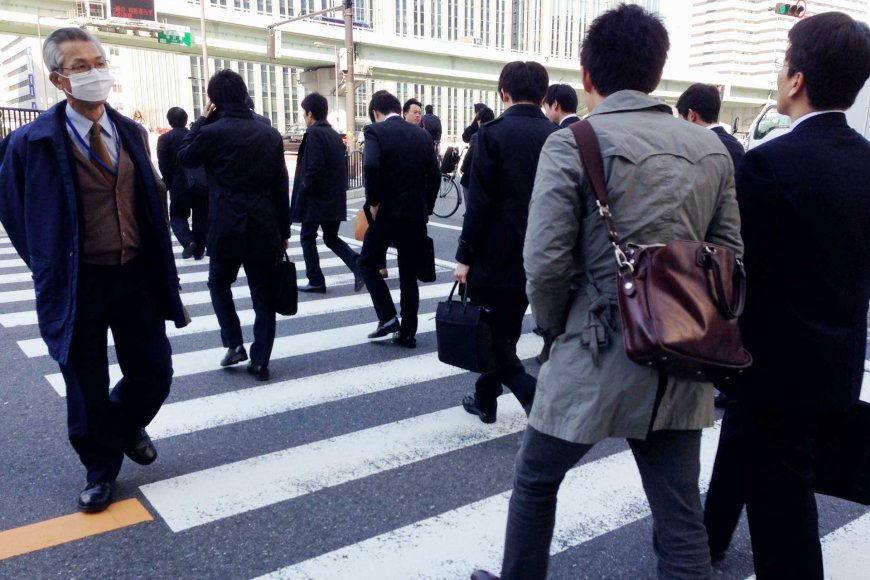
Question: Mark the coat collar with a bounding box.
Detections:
[790,111,848,133]
[588,90,673,118]
[501,103,548,120]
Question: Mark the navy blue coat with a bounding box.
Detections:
[0,102,188,365]
[730,113,870,411]
[711,126,745,169]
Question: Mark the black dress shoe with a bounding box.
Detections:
[367,316,400,339]
[125,428,158,465]
[462,394,496,424]
[471,570,500,580]
[392,332,417,348]
[78,481,114,513]
[182,241,198,259]
[354,272,365,293]
[220,345,248,367]
[299,283,327,294]
[246,363,270,381]
[713,392,730,409]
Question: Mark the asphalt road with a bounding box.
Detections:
[0,197,868,579]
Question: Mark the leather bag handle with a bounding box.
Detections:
[703,248,747,319]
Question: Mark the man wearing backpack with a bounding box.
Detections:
[157,107,208,259]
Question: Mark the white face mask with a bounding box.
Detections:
[58,68,115,103]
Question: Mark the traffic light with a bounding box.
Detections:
[774,3,806,18]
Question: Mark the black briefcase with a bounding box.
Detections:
[813,401,870,505]
[272,252,298,316]
[417,236,436,283]
[435,282,496,373]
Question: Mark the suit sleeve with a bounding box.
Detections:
[734,148,781,277]
[0,133,30,267]
[156,134,174,188]
[272,137,291,240]
[363,126,383,207]
[455,125,497,265]
[425,142,441,214]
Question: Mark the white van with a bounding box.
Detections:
[745,79,870,150]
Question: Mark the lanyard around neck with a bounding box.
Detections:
[65,115,120,176]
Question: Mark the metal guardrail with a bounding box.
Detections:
[0,107,43,139]
[346,149,363,190]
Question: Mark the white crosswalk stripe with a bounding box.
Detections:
[0,234,868,578]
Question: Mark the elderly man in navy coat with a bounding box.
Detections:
[0,28,188,512]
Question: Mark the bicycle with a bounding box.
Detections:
[432,146,467,219]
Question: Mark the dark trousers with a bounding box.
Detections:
[470,286,535,411]
[502,427,711,580]
[169,189,208,255]
[706,403,822,579]
[358,216,425,337]
[58,259,173,484]
[208,252,276,368]
[300,220,359,286]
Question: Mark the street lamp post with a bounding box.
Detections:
[199,0,210,81]
[314,42,342,129]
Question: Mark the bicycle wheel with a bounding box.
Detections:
[432,175,461,218]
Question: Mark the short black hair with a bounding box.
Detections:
[497,61,549,104]
[301,92,329,121]
[543,84,578,114]
[207,69,249,107]
[424,104,433,114]
[580,4,669,96]
[675,83,721,123]
[166,107,188,128]
[477,107,495,124]
[368,90,402,119]
[786,11,870,110]
[403,98,422,114]
[473,102,486,113]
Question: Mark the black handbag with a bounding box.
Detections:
[813,401,870,505]
[272,252,298,316]
[435,282,496,373]
[417,236,436,283]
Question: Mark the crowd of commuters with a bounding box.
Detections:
[0,6,868,579]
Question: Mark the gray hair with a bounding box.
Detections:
[43,27,106,72]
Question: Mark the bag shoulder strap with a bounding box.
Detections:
[570,120,622,250]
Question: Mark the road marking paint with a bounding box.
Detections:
[427,220,463,231]
[254,425,721,579]
[0,499,152,560]
[0,246,20,255]
[817,511,870,580]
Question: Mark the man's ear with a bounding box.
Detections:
[49,71,63,91]
[787,71,806,99]
[581,68,593,93]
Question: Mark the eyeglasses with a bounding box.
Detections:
[57,61,110,74]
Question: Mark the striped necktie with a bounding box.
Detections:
[89,122,116,185]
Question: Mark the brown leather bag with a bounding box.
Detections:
[571,120,752,381]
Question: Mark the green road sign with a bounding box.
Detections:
[157,32,191,47]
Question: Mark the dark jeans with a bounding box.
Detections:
[208,252,276,368]
[503,427,711,580]
[470,286,535,411]
[59,259,173,484]
[358,215,425,337]
[169,189,208,255]
[707,403,822,579]
[300,220,359,286]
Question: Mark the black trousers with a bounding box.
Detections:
[705,402,823,579]
[208,252,276,368]
[300,220,359,286]
[58,259,172,484]
[703,399,746,558]
[169,189,208,255]
[358,216,425,337]
[470,286,535,411]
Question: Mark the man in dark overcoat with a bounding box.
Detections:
[0,28,188,512]
[178,69,290,382]
[291,92,362,294]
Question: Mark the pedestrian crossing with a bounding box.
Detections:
[0,230,868,579]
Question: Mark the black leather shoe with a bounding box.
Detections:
[182,241,198,259]
[78,481,114,513]
[392,332,416,348]
[471,570,500,580]
[246,363,270,381]
[299,283,327,294]
[462,394,496,424]
[354,272,365,293]
[125,428,158,465]
[367,316,400,339]
[220,345,248,367]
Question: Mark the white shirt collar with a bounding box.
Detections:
[65,104,113,137]
[790,110,841,130]
[382,112,401,121]
[705,123,723,130]
[561,114,579,124]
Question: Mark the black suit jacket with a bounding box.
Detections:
[731,113,870,411]
[711,126,745,169]
[363,116,440,222]
[558,115,580,128]
[290,121,347,223]
[456,104,558,290]
[156,126,188,195]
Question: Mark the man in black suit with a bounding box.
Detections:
[292,92,362,294]
[676,83,744,169]
[157,107,208,260]
[704,13,870,578]
[542,83,580,128]
[420,104,442,149]
[455,61,557,423]
[360,91,440,348]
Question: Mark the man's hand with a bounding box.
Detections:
[204,101,217,120]
[454,262,470,284]
[370,204,379,221]
[283,238,290,251]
